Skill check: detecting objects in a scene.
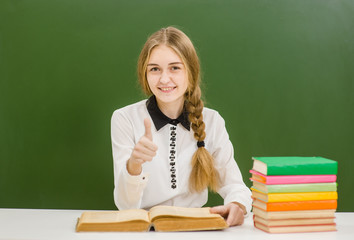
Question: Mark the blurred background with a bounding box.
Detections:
[1,0,353,211]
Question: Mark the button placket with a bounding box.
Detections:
[169,125,177,189]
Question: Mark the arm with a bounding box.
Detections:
[208,112,252,225]
[111,110,157,210]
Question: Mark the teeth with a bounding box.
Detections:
[161,87,174,91]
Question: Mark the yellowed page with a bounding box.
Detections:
[80,209,149,223]
[149,206,220,221]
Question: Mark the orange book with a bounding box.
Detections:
[252,198,337,211]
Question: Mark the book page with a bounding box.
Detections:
[149,206,220,221]
[80,209,149,223]
[252,159,267,175]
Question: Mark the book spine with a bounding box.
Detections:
[254,199,337,211]
[258,182,337,193]
[252,208,336,220]
[254,215,335,227]
[266,175,337,185]
[254,221,337,233]
[250,170,337,184]
[268,162,337,175]
[266,191,338,202]
[254,157,338,175]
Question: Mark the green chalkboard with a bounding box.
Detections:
[1,0,353,211]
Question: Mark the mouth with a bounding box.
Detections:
[158,87,176,93]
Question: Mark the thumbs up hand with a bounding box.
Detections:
[127,118,158,175]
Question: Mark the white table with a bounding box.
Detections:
[0,208,353,240]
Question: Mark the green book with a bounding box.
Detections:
[251,181,337,193]
[252,156,338,176]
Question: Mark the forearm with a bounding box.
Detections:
[113,163,148,210]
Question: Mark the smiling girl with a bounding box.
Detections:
[111,27,252,226]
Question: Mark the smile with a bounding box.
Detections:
[159,87,176,93]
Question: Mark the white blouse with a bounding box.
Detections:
[111,97,252,214]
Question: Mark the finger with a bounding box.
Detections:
[131,150,154,163]
[210,205,228,217]
[226,205,244,226]
[135,141,157,157]
[144,118,153,140]
[140,136,158,152]
[226,205,237,226]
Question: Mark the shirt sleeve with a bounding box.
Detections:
[210,112,252,215]
[111,110,148,210]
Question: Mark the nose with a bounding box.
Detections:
[159,71,171,84]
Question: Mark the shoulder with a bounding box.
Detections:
[202,107,230,150]
[111,99,150,129]
[202,107,225,125]
[112,99,148,119]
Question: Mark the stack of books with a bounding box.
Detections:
[250,156,338,233]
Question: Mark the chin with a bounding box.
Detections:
[156,95,184,105]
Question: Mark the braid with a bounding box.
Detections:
[186,86,220,193]
[187,88,205,140]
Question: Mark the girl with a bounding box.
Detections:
[111,26,252,226]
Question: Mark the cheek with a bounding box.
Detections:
[146,75,159,94]
[146,74,157,87]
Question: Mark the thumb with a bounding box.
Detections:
[144,118,153,140]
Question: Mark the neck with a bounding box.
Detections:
[156,99,184,119]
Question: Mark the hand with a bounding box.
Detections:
[210,202,245,226]
[127,118,158,175]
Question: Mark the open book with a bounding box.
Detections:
[76,205,228,232]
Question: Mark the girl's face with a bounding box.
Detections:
[146,45,188,112]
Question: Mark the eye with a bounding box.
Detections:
[149,67,160,72]
[171,66,180,71]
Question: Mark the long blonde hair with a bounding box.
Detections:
[137,26,220,192]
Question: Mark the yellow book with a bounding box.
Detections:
[251,188,337,202]
[76,205,228,232]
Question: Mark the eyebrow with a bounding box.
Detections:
[147,62,184,66]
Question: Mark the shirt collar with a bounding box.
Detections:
[146,95,190,131]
